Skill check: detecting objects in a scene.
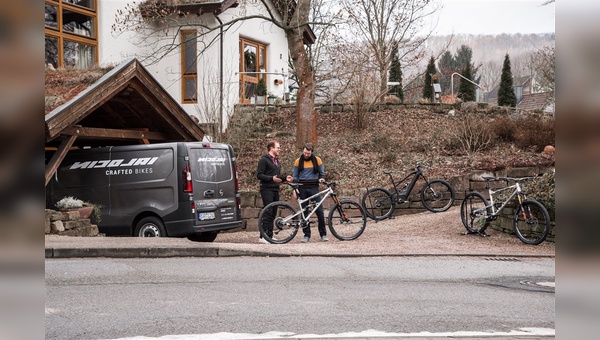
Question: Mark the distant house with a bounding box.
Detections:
[485,75,553,113]
[516,91,554,114]
[44,0,315,133]
[485,75,535,105]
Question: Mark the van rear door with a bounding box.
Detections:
[188,144,240,229]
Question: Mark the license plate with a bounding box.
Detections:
[198,212,215,220]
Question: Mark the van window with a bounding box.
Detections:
[190,148,232,183]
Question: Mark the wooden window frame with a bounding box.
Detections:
[239,37,267,104]
[44,0,98,69]
[181,30,198,104]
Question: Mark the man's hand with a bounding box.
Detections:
[319,178,325,183]
[273,176,282,183]
[286,175,294,182]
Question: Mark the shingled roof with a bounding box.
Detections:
[517,91,554,112]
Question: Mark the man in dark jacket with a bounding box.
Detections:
[256,140,292,243]
[292,143,327,243]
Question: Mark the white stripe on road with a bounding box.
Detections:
[104,327,555,339]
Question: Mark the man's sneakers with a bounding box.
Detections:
[301,236,327,243]
[258,237,270,244]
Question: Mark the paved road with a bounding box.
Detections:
[45,256,555,340]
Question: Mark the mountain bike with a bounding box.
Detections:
[361,163,455,220]
[460,176,551,245]
[258,181,367,244]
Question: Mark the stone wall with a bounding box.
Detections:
[45,209,100,237]
[238,166,555,243]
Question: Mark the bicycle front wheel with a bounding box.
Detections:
[460,192,490,233]
[361,187,394,220]
[328,199,367,241]
[514,199,551,245]
[258,201,299,244]
[421,180,455,212]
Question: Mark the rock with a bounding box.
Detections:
[51,220,65,233]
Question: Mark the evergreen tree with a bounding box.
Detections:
[422,56,437,101]
[455,45,473,71]
[454,45,479,96]
[438,50,455,96]
[498,54,517,107]
[388,43,404,102]
[458,63,476,102]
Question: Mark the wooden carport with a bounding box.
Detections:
[45,58,204,187]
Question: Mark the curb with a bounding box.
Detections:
[45,247,556,259]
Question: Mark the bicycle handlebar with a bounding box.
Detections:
[287,180,337,188]
[383,163,423,176]
[481,176,536,182]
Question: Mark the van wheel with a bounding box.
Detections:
[187,232,219,242]
[135,217,166,237]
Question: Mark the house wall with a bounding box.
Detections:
[96,0,290,133]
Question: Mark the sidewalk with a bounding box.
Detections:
[45,207,555,258]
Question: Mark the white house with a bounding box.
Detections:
[44,0,314,134]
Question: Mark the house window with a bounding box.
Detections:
[181,30,198,103]
[239,38,267,104]
[45,0,97,69]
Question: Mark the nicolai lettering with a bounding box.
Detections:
[197,157,226,163]
[69,157,159,169]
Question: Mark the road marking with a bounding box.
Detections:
[103,327,555,339]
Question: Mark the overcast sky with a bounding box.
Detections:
[427,0,555,35]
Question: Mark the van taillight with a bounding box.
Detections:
[183,165,193,193]
[191,201,196,214]
[233,162,241,209]
[233,163,240,192]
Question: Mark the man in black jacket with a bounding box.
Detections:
[256,140,292,243]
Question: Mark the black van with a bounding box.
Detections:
[46,142,242,242]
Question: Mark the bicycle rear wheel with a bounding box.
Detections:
[328,199,367,240]
[421,179,455,212]
[258,202,299,244]
[460,192,490,233]
[361,187,394,220]
[514,199,551,245]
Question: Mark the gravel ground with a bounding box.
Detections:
[214,206,555,256]
[45,206,555,257]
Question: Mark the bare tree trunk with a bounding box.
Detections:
[287,5,316,148]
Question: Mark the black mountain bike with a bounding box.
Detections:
[361,163,455,220]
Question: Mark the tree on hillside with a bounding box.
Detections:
[388,42,404,102]
[112,0,326,148]
[498,54,517,107]
[458,63,476,102]
[422,56,437,101]
[455,45,480,83]
[342,0,439,101]
[302,0,347,103]
[532,45,555,93]
[437,50,455,96]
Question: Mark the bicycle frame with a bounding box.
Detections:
[280,185,340,225]
[387,167,428,201]
[481,181,526,217]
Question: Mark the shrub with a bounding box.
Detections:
[524,169,555,221]
[514,115,555,152]
[491,117,517,142]
[445,114,494,157]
